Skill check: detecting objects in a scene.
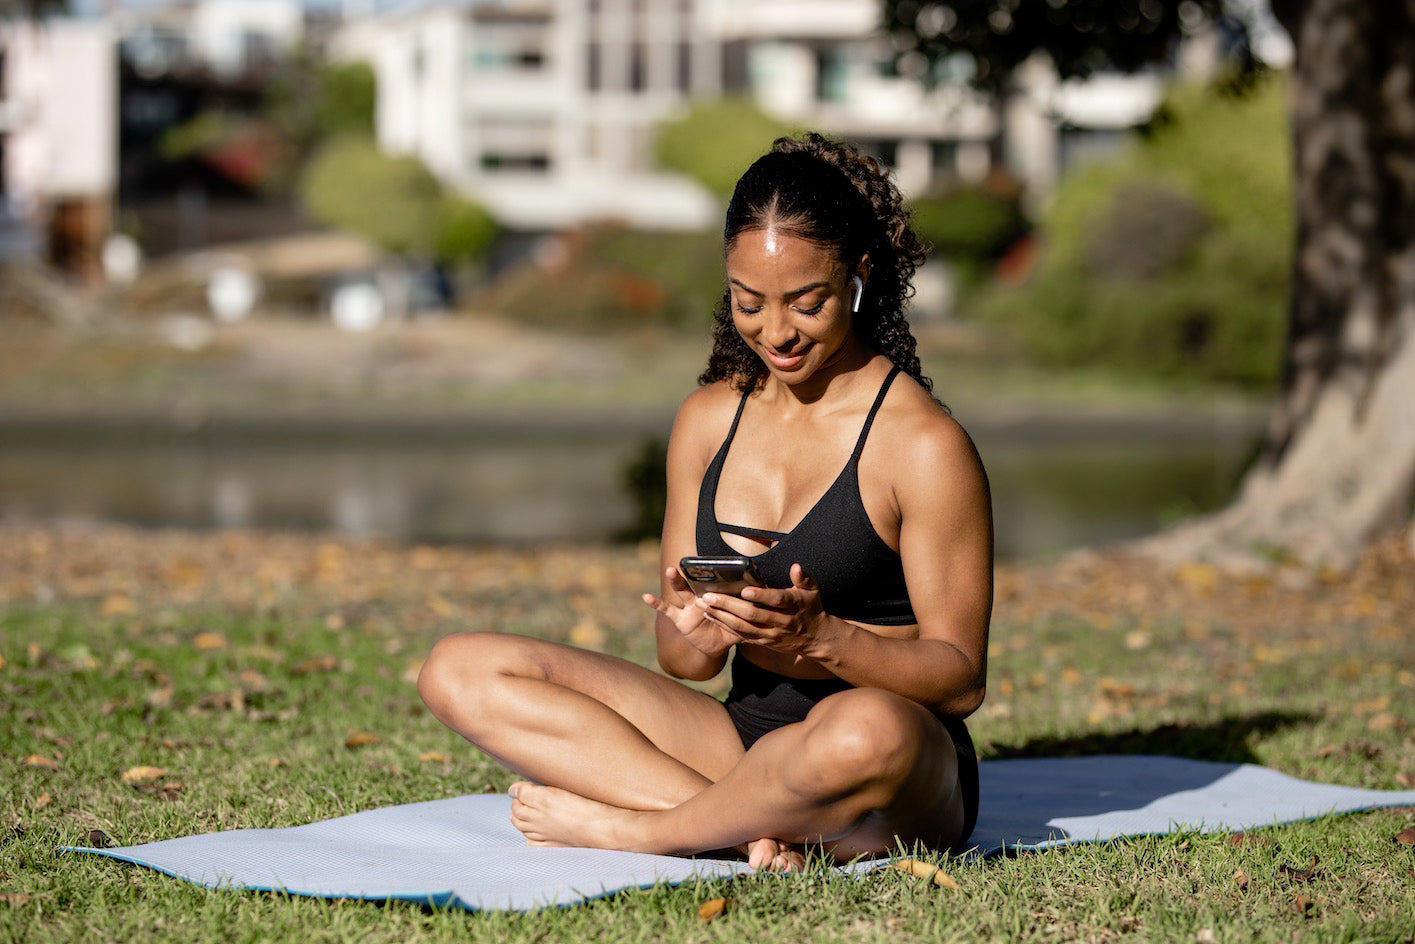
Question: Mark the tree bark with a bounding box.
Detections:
[1138,0,1415,569]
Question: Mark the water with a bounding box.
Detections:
[0,420,1257,561]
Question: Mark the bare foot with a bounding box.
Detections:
[509,781,646,851]
[745,837,806,872]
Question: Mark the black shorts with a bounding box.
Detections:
[722,650,979,852]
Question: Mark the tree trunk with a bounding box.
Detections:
[1137,0,1415,570]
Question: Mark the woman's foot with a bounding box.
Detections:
[745,837,806,872]
[509,781,647,851]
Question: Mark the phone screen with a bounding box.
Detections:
[678,556,763,597]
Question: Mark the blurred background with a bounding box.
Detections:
[0,0,1297,562]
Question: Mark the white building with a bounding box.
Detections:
[704,0,999,195]
[332,0,722,231]
[0,18,118,279]
[331,0,1210,232]
[114,0,304,79]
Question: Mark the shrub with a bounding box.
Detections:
[478,225,723,332]
[977,74,1292,387]
[654,99,797,203]
[300,135,496,264]
[910,182,1029,289]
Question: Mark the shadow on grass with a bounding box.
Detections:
[985,710,1318,765]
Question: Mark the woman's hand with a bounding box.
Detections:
[642,566,744,659]
[693,563,837,658]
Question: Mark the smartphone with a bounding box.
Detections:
[678,556,763,598]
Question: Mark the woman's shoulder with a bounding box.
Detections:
[878,370,982,476]
[669,380,746,452]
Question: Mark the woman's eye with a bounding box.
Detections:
[734,303,763,314]
[792,302,824,315]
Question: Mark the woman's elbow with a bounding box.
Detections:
[940,682,985,718]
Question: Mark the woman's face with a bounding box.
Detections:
[725,227,867,385]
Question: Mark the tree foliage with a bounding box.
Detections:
[654,99,797,203]
[881,0,1237,90]
[980,76,1291,385]
[300,135,495,263]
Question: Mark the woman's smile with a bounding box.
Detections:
[725,227,867,386]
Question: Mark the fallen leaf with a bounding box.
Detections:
[1280,857,1320,883]
[345,732,380,749]
[146,687,173,708]
[1367,712,1397,732]
[0,893,33,907]
[135,781,184,801]
[193,632,227,650]
[21,755,59,771]
[568,617,606,648]
[419,751,451,763]
[1394,827,1415,847]
[84,829,113,848]
[100,594,136,615]
[1229,832,1269,848]
[1233,868,1249,889]
[1195,929,1216,944]
[292,655,339,675]
[1290,893,1315,916]
[266,757,284,768]
[120,765,166,784]
[32,792,52,811]
[891,859,958,888]
[1396,772,1415,788]
[697,897,728,922]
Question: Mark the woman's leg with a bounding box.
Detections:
[417,632,745,812]
[510,687,967,858]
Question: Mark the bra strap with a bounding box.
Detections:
[718,522,787,542]
[851,365,901,460]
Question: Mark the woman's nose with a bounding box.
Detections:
[764,307,799,349]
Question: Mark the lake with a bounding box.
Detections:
[0,409,1260,562]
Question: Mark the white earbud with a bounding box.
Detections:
[850,276,864,313]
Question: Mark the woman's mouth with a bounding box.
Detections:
[764,345,808,369]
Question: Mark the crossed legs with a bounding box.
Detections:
[417,632,965,862]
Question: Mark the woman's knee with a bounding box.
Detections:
[417,632,545,720]
[790,689,926,797]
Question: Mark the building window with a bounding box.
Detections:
[471,21,550,71]
[629,41,646,92]
[478,119,553,173]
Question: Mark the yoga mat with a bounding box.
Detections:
[68,756,1415,911]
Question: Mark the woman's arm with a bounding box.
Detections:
[647,386,744,682]
[695,408,993,716]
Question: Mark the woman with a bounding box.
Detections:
[418,133,992,870]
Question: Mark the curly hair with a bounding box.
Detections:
[698,132,936,400]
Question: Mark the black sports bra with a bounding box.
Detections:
[695,366,916,626]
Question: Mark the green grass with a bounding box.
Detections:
[3,534,1413,943]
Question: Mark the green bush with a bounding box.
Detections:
[654,99,797,203]
[300,134,496,264]
[479,225,724,332]
[911,183,1029,289]
[977,74,1292,387]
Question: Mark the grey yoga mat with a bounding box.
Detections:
[69,756,1415,912]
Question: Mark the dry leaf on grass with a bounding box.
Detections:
[84,829,113,848]
[21,755,59,771]
[1394,826,1415,847]
[697,897,728,922]
[890,860,959,888]
[32,792,51,811]
[120,765,166,784]
[1290,893,1315,916]
[1233,868,1249,889]
[292,655,339,675]
[345,732,380,749]
[1228,832,1269,848]
[192,632,227,650]
[1280,857,1320,883]
[419,751,451,763]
